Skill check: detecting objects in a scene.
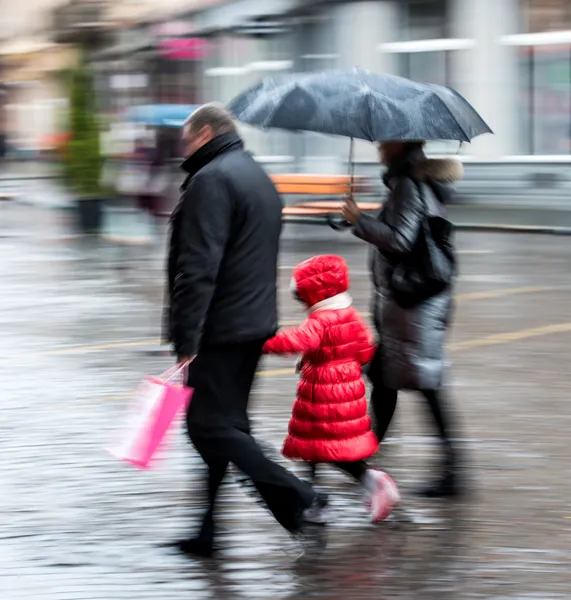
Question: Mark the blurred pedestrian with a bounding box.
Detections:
[139,129,176,223]
[133,134,157,220]
[164,103,323,558]
[263,254,400,523]
[341,141,463,497]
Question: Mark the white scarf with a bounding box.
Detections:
[309,292,353,314]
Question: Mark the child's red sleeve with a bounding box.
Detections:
[357,325,377,365]
[359,343,377,365]
[263,318,325,355]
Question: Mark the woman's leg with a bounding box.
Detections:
[370,384,399,442]
[367,348,399,442]
[419,388,461,497]
[420,389,455,453]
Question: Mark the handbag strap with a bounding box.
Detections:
[412,178,428,215]
[410,179,432,241]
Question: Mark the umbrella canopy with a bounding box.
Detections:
[228,67,492,142]
[125,104,200,128]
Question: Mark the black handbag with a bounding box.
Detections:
[386,181,456,309]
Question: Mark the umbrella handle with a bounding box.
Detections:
[329,137,356,232]
[328,213,352,231]
[347,137,355,201]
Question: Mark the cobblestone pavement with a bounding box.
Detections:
[1,203,571,599]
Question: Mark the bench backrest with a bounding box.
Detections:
[270,174,370,195]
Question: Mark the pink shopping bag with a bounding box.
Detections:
[107,364,193,469]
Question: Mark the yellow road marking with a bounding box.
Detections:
[449,322,571,352]
[42,339,163,356]
[37,286,557,357]
[99,393,132,402]
[454,286,553,303]
[95,320,571,403]
[257,368,296,377]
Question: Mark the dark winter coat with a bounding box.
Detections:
[354,156,463,391]
[164,132,283,356]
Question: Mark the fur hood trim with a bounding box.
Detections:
[413,159,464,183]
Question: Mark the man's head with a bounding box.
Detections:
[181,103,237,158]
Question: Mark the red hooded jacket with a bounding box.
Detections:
[263,255,378,463]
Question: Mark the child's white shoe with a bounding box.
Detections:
[363,469,400,524]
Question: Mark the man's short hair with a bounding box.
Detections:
[184,103,237,137]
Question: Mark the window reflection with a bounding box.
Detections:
[523,0,571,32]
[400,0,450,40]
[398,50,459,154]
[399,51,448,86]
[517,43,571,154]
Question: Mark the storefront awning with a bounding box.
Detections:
[0,37,56,58]
[1,42,77,83]
[92,39,154,60]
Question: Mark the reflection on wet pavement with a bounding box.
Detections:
[1,204,570,599]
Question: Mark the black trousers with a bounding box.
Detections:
[371,383,455,456]
[186,339,315,541]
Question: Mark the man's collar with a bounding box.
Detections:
[180,132,243,181]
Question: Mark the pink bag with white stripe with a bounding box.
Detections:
[107,364,193,469]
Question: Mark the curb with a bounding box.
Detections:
[453,223,571,235]
[7,200,571,236]
[0,174,59,182]
[282,215,571,235]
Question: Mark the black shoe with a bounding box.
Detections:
[418,468,462,499]
[176,537,216,559]
[302,492,330,525]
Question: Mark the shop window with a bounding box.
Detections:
[151,57,199,105]
[523,0,571,33]
[400,0,450,41]
[517,43,571,154]
[205,33,293,157]
[399,50,449,86]
[393,46,464,154]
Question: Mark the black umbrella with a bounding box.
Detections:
[228,67,492,230]
[227,67,492,143]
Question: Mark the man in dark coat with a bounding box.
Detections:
[164,104,320,557]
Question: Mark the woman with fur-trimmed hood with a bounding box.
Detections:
[341,141,464,498]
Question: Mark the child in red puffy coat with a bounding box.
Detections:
[263,255,399,523]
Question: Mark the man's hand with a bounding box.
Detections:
[341,195,361,225]
[177,355,197,366]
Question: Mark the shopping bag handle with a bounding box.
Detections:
[160,362,189,384]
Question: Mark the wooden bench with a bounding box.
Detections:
[270,174,381,222]
[140,173,382,223]
[271,174,371,196]
[0,192,18,201]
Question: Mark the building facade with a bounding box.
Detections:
[2,0,571,171]
[0,0,76,154]
[180,0,571,165]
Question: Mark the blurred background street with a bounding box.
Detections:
[1,0,571,207]
[1,0,571,599]
[2,200,571,599]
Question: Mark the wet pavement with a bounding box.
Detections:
[1,202,571,599]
